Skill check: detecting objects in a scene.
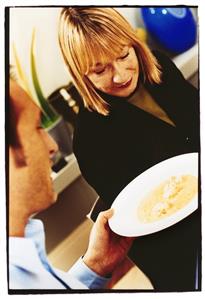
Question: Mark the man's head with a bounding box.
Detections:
[9,80,58,233]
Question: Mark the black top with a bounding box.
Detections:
[73,50,200,291]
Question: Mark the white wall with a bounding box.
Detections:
[9,7,141,99]
[10,7,70,99]
[10,7,197,98]
[115,7,140,27]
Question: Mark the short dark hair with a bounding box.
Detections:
[9,97,21,148]
[9,79,27,167]
[9,66,23,149]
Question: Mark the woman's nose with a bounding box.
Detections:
[112,62,126,84]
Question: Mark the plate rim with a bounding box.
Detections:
[109,152,198,237]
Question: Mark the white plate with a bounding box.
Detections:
[109,153,198,237]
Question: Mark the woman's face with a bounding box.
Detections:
[87,46,139,97]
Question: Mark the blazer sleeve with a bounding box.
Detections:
[153,50,198,102]
[153,50,199,134]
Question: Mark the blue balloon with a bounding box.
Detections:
[141,7,197,53]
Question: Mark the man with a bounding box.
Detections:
[9,79,134,290]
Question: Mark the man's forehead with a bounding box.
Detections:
[22,94,41,117]
[10,80,39,109]
[25,100,41,120]
[18,101,41,129]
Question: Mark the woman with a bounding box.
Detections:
[58,7,200,291]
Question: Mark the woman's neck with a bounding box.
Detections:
[127,83,176,127]
[127,82,146,106]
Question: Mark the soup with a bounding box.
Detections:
[137,174,197,223]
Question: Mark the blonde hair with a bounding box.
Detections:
[59,7,161,116]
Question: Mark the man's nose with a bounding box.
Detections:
[112,62,126,84]
[45,131,59,158]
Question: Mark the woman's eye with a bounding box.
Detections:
[95,68,105,75]
[120,52,129,60]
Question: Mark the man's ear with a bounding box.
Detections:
[9,80,27,167]
[10,145,27,167]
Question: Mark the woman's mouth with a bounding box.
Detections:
[116,78,132,89]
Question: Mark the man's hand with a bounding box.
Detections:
[83,209,135,277]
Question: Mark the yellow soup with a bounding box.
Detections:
[137,175,198,223]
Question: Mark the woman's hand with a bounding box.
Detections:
[83,209,135,277]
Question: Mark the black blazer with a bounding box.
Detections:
[73,50,200,291]
[73,50,199,202]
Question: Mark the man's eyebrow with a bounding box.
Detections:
[40,111,45,122]
[36,110,44,125]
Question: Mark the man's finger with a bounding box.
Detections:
[97,208,114,225]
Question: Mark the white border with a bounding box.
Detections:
[1,1,204,298]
